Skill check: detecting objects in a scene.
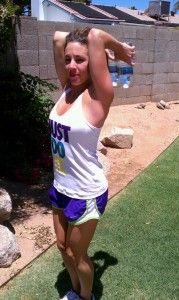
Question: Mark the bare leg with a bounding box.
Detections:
[53,209,80,293]
[66,220,98,300]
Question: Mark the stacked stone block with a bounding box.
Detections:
[15,17,179,105]
[16,17,39,77]
[152,27,179,102]
[110,23,155,105]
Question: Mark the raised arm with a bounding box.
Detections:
[53,31,69,89]
[88,28,135,102]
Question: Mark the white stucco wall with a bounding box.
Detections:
[31,0,45,20]
[43,2,72,22]
[31,0,72,21]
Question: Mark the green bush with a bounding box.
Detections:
[0,6,57,183]
[0,68,57,181]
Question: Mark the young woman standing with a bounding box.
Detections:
[49,27,135,300]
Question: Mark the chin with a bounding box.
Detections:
[69,77,90,88]
[70,82,80,87]
[69,78,80,85]
[71,80,86,87]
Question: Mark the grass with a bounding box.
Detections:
[0,138,179,300]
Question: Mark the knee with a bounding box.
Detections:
[58,243,77,262]
[65,246,83,266]
[65,247,87,268]
[56,239,66,253]
[65,246,76,261]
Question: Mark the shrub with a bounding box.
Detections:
[0,6,57,183]
[0,69,57,181]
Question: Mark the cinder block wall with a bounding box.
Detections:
[15,16,179,105]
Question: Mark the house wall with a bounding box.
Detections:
[15,17,179,105]
[43,2,72,22]
[31,0,44,20]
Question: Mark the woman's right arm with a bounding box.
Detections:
[53,31,69,89]
[88,28,135,103]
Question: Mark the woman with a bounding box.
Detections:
[49,27,135,300]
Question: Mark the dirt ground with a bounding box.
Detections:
[0,101,179,288]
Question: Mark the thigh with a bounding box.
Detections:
[66,220,98,257]
[53,208,68,248]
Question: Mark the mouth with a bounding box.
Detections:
[69,74,80,81]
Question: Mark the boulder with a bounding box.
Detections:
[160,100,170,109]
[156,103,165,110]
[0,189,12,223]
[136,103,146,109]
[157,100,170,110]
[0,225,21,267]
[101,127,134,149]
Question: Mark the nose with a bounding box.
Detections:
[69,58,76,69]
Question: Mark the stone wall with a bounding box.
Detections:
[15,16,179,105]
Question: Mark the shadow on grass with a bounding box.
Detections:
[55,250,118,300]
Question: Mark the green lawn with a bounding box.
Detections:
[0,138,179,300]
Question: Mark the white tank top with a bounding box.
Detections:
[49,88,108,199]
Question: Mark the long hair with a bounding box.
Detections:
[64,27,91,49]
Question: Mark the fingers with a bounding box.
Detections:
[129,45,135,64]
[105,49,115,60]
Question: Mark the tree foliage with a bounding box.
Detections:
[0,1,18,55]
[12,0,31,15]
[130,6,138,10]
[0,0,31,16]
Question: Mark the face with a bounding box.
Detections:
[64,42,90,87]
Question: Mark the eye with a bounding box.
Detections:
[64,57,71,65]
[75,57,85,64]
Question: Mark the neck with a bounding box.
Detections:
[66,82,90,104]
[70,80,91,94]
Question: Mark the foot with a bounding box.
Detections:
[60,290,81,300]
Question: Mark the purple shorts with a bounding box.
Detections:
[48,186,108,225]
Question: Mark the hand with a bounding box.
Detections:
[114,42,135,66]
[105,49,115,61]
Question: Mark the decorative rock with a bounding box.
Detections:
[156,103,165,110]
[136,103,146,109]
[97,151,110,174]
[101,127,134,149]
[160,100,166,107]
[156,100,171,110]
[0,189,12,223]
[0,225,21,267]
[165,103,170,109]
[159,100,170,109]
[97,141,107,155]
